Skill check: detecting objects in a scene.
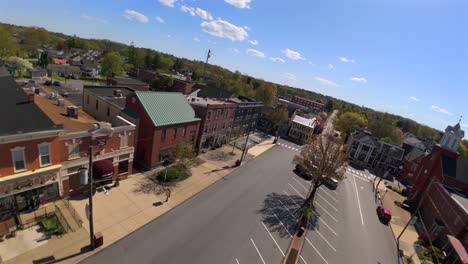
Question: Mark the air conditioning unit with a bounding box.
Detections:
[57,98,65,107]
[113,89,123,97]
[67,106,78,118]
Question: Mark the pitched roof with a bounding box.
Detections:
[135,91,200,127]
[0,75,60,136]
[404,147,426,162]
[292,115,316,128]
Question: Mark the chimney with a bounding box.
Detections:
[28,93,35,103]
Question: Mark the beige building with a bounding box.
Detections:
[288,115,317,144]
[83,86,134,123]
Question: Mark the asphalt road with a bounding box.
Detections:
[81,137,398,264]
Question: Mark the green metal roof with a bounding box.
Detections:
[135,91,200,127]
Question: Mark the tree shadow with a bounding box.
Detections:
[132,175,176,196]
[257,192,321,239]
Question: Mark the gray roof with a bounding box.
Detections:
[404,147,426,162]
[47,64,81,74]
[292,115,316,128]
[187,96,236,107]
[403,136,426,151]
[84,86,134,109]
[110,76,147,85]
[0,75,61,136]
[135,91,200,127]
[443,185,468,214]
[192,84,236,99]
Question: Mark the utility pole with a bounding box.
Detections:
[238,130,251,166]
[201,49,211,83]
[87,144,95,250]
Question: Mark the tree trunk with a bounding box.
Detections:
[302,181,320,210]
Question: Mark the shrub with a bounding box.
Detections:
[394,200,403,207]
[157,164,190,183]
[40,216,64,236]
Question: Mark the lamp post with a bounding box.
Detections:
[238,129,251,166]
[87,144,95,250]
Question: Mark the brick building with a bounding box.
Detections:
[0,76,63,234]
[290,96,324,113]
[228,96,263,138]
[83,86,134,123]
[405,122,468,262]
[107,76,150,91]
[123,92,200,169]
[187,96,237,150]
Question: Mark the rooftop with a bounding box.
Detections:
[192,84,236,99]
[110,76,148,86]
[187,95,236,107]
[35,86,97,133]
[134,91,200,127]
[292,115,316,128]
[443,185,468,214]
[84,86,134,109]
[0,75,61,136]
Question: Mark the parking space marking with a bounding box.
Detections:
[352,174,365,225]
[300,255,309,264]
[250,238,266,264]
[352,173,371,182]
[317,193,338,211]
[288,183,305,199]
[319,188,338,203]
[315,201,338,222]
[275,213,293,237]
[261,222,285,256]
[293,178,310,192]
[279,196,299,220]
[236,258,240,264]
[314,228,337,251]
[317,217,338,236]
[305,237,329,264]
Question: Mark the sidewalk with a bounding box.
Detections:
[4,138,275,264]
[377,184,421,263]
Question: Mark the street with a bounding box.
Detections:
[81,136,398,264]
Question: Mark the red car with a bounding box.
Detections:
[376,205,391,224]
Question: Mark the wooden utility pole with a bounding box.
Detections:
[201,49,211,83]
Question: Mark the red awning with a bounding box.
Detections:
[93,159,114,180]
[447,235,468,264]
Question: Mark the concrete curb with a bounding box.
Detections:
[282,228,307,264]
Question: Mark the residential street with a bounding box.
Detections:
[81,136,398,264]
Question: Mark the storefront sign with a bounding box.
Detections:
[14,179,33,190]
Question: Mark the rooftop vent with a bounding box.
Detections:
[57,98,65,107]
[67,106,78,118]
[113,89,123,97]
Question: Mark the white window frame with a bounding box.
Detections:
[38,142,52,167]
[120,133,129,149]
[11,147,26,173]
[68,142,80,160]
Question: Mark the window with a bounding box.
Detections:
[69,173,81,189]
[190,130,196,142]
[39,143,51,167]
[222,122,226,130]
[11,147,26,172]
[118,160,129,175]
[182,127,186,137]
[161,129,166,142]
[225,109,229,118]
[86,94,90,104]
[213,124,217,133]
[204,124,209,134]
[216,109,222,119]
[107,107,110,117]
[207,110,212,120]
[173,128,177,140]
[68,143,80,159]
[95,99,99,110]
[120,134,128,148]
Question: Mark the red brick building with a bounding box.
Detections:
[405,122,468,262]
[130,69,194,95]
[123,91,200,169]
[290,96,324,113]
[187,96,237,150]
[107,76,150,91]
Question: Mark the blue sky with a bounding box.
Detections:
[1,0,467,133]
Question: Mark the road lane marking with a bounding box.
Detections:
[250,238,266,264]
[236,258,240,264]
[317,193,338,211]
[352,174,365,225]
[262,222,285,256]
[305,237,329,264]
[288,183,305,198]
[319,188,338,203]
[314,228,337,252]
[353,174,370,182]
[315,201,338,222]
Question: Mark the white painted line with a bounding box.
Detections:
[293,177,310,192]
[250,238,266,264]
[315,201,338,222]
[315,229,337,252]
[274,213,292,238]
[288,183,305,199]
[262,222,285,256]
[300,255,309,264]
[319,188,338,203]
[288,146,292,149]
[352,175,365,226]
[236,258,240,264]
[318,217,338,236]
[354,174,370,182]
[305,237,329,264]
[279,196,298,220]
[317,193,338,211]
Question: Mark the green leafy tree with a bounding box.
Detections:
[171,139,196,167]
[37,52,52,68]
[255,82,277,106]
[459,143,468,157]
[268,105,289,137]
[22,27,50,48]
[4,56,33,77]
[151,53,161,70]
[325,99,334,113]
[172,58,185,72]
[335,111,368,137]
[144,53,152,69]
[100,52,124,77]
[164,76,174,90]
[191,71,198,81]
[159,56,173,71]
[0,26,19,58]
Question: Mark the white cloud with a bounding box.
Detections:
[244,26,251,31]
[339,57,355,63]
[282,48,305,60]
[201,19,249,41]
[81,14,108,24]
[283,73,297,82]
[232,48,240,53]
[269,57,285,63]
[193,37,200,42]
[155,16,165,24]
[167,34,171,38]
[195,8,213,20]
[328,64,335,70]
[159,0,177,7]
[315,76,339,87]
[246,48,265,58]
[431,105,453,116]
[308,61,314,65]
[123,10,149,23]
[410,96,420,102]
[248,40,258,45]
[180,5,196,16]
[350,77,367,83]
[461,123,468,128]
[225,0,252,9]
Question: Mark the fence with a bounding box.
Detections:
[63,199,83,227]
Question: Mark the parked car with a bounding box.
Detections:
[53,81,61,86]
[376,205,391,224]
[323,177,338,189]
[44,80,52,85]
[294,164,312,180]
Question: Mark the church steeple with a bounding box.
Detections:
[440,117,465,153]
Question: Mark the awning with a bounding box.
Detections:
[93,159,114,180]
[447,235,468,264]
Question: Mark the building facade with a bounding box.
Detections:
[287,115,317,144]
[228,96,263,138]
[107,76,150,91]
[290,96,324,113]
[188,96,237,150]
[123,91,201,169]
[83,86,134,123]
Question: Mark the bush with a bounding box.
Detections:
[394,200,403,207]
[391,186,404,194]
[157,164,190,183]
[40,216,64,236]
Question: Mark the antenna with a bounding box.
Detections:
[200,49,211,84]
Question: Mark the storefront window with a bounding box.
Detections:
[69,173,81,189]
[118,160,129,175]
[44,183,59,201]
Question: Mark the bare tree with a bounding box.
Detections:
[293,135,347,230]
